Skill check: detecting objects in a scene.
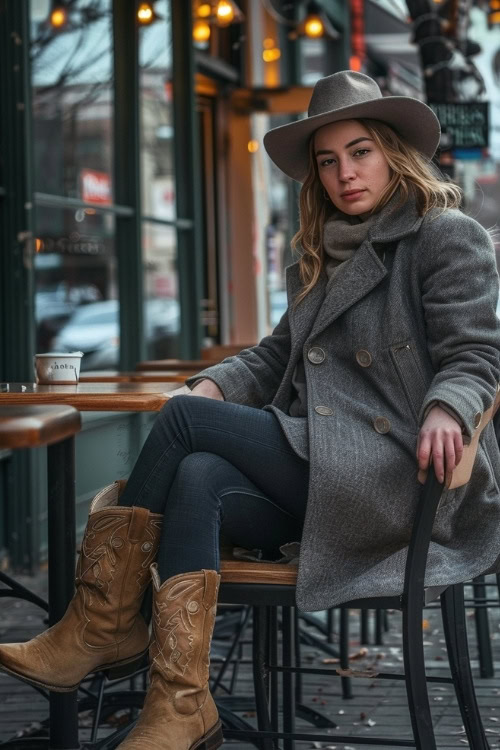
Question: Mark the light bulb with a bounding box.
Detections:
[216,0,234,26]
[197,2,212,17]
[304,15,324,38]
[50,6,67,28]
[193,19,211,42]
[137,2,154,25]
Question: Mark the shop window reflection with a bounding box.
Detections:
[30,0,113,200]
[142,222,180,360]
[139,0,175,220]
[34,207,119,370]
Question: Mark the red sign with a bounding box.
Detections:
[80,169,112,204]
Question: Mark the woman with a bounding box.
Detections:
[1,70,500,750]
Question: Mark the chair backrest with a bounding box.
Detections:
[405,388,500,606]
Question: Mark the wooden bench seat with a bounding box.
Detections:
[220,559,298,586]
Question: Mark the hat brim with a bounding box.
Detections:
[263,96,441,182]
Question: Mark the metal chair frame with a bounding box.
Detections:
[218,472,489,750]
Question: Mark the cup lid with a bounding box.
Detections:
[35,352,84,357]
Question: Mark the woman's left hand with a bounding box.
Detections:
[417,404,463,484]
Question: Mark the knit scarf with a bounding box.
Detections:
[322,208,379,283]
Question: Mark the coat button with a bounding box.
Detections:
[315,405,333,416]
[356,349,372,367]
[473,412,482,429]
[308,347,326,364]
[373,416,391,434]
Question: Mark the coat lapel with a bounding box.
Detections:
[287,195,425,344]
[286,262,327,352]
[306,240,387,341]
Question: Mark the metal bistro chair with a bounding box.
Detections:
[218,393,500,750]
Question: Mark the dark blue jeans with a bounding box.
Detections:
[120,395,310,581]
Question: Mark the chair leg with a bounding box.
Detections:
[339,607,353,699]
[326,608,334,644]
[269,606,279,740]
[441,584,489,750]
[282,606,296,750]
[403,598,437,749]
[360,609,369,645]
[375,609,384,645]
[473,576,494,678]
[293,609,303,706]
[252,605,274,750]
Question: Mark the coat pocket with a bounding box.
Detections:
[389,340,428,422]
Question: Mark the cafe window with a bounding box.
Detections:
[30,0,118,369]
[30,0,114,200]
[139,0,180,359]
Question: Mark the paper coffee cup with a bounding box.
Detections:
[34,352,84,384]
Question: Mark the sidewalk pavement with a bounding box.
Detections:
[1,569,500,748]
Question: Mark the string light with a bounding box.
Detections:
[216,0,235,25]
[248,140,259,153]
[296,2,339,41]
[49,5,68,28]
[304,14,324,38]
[137,2,155,25]
[197,2,212,17]
[263,47,281,62]
[193,19,211,42]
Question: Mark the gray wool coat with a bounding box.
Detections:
[186,198,500,612]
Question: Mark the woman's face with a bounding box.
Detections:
[314,119,391,216]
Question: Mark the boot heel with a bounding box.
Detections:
[104,654,146,681]
[197,723,223,750]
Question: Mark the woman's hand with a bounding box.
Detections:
[417,404,463,484]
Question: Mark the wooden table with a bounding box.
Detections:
[0,381,178,410]
[136,358,213,371]
[79,370,190,383]
[0,384,177,748]
[0,405,82,749]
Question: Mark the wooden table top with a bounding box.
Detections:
[0,405,81,450]
[136,359,212,372]
[0,382,178,411]
[80,370,190,383]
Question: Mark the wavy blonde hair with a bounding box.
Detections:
[291,118,462,305]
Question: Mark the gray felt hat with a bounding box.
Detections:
[263,70,441,182]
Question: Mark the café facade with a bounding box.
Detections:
[0,0,349,569]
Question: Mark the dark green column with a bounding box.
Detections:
[113,0,144,369]
[171,0,204,359]
[0,0,34,381]
[0,0,38,571]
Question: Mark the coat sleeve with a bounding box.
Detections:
[418,210,500,438]
[184,308,292,408]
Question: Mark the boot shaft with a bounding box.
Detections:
[149,567,220,693]
[76,483,163,648]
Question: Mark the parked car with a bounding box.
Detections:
[35,283,103,351]
[52,298,180,370]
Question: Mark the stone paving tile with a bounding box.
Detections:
[0,572,499,748]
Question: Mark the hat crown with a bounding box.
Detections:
[308,70,383,118]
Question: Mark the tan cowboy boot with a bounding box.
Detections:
[118,564,223,750]
[0,482,162,692]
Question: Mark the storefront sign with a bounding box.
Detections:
[429,102,489,150]
[80,169,112,204]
